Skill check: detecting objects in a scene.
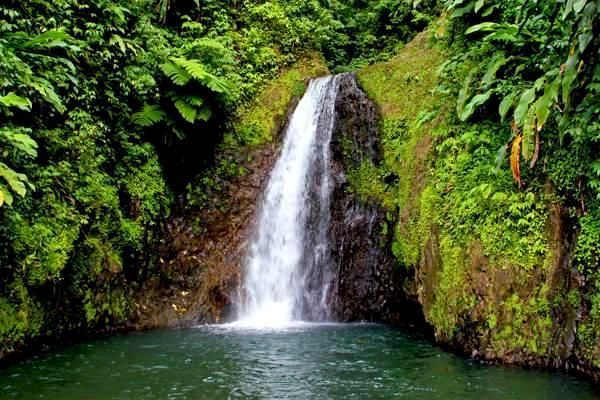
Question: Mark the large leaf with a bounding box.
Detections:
[174,99,197,123]
[465,22,501,34]
[514,87,536,126]
[451,3,475,18]
[0,93,32,111]
[481,53,509,87]
[459,90,493,121]
[521,106,536,160]
[132,104,167,127]
[483,24,519,42]
[499,92,516,121]
[160,62,191,86]
[579,31,593,53]
[573,0,588,14]
[447,0,470,9]
[485,31,518,42]
[1,130,38,157]
[0,185,14,207]
[0,162,28,197]
[22,30,71,49]
[30,77,66,113]
[474,0,486,13]
[563,0,576,19]
[534,76,560,131]
[456,72,473,118]
[495,143,509,170]
[562,52,579,108]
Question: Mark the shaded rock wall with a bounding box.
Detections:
[326,74,424,326]
[130,142,280,328]
[414,206,599,381]
[130,95,302,329]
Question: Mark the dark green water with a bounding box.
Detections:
[0,324,597,399]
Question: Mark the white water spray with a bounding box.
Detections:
[235,76,340,327]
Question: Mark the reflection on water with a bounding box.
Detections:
[0,324,597,399]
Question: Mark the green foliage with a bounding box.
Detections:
[441,0,599,195]
[490,287,553,355]
[331,0,440,67]
[424,2,599,363]
[574,207,600,276]
[131,55,231,140]
[132,105,167,127]
[186,55,329,208]
[224,55,329,148]
[0,20,76,206]
[0,0,175,353]
[357,33,445,266]
[428,236,476,337]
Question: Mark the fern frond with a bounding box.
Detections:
[201,74,230,94]
[171,57,208,80]
[196,105,212,122]
[174,100,197,123]
[160,62,191,86]
[183,95,205,107]
[170,57,230,94]
[132,104,167,127]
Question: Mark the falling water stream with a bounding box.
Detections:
[236,76,340,326]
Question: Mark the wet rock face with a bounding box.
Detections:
[130,98,302,329]
[133,74,425,328]
[130,142,280,329]
[326,74,421,324]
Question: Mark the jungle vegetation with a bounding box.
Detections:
[0,0,436,357]
[0,0,598,366]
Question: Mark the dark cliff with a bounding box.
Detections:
[326,74,424,326]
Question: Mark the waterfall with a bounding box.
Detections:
[236,75,340,327]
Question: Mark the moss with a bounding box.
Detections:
[0,280,44,355]
[357,32,445,266]
[346,160,391,208]
[223,53,329,148]
[357,30,580,364]
[357,33,444,121]
[428,236,477,339]
[490,285,553,356]
[577,270,600,368]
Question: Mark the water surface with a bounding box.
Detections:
[0,324,597,399]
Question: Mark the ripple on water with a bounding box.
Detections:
[0,324,598,400]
